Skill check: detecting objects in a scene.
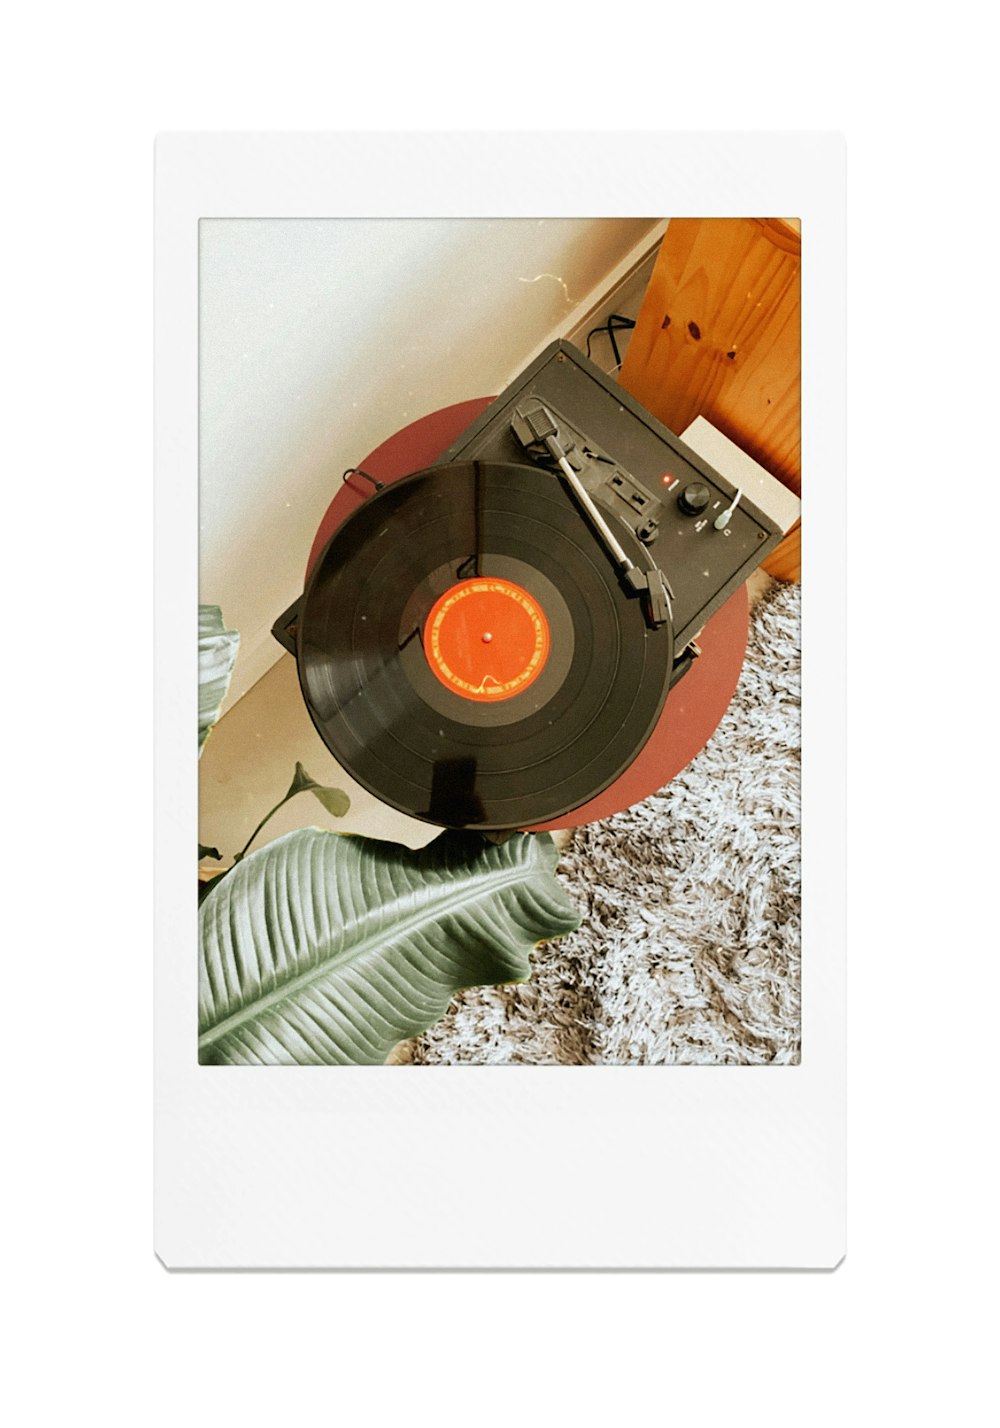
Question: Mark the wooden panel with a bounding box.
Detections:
[620,218,801,579]
[761,519,801,583]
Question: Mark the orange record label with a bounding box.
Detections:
[423,578,550,702]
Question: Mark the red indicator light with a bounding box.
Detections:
[661,473,673,485]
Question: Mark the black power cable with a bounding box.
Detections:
[585,313,636,369]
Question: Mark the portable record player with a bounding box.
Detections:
[273,340,789,833]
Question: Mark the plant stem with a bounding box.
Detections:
[233,792,296,863]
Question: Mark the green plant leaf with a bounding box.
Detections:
[286,761,350,818]
[198,604,239,755]
[199,828,579,1065]
[310,785,351,817]
[198,871,229,905]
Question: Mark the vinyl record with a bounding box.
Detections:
[296,460,674,830]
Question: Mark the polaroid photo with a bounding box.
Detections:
[156,131,845,1268]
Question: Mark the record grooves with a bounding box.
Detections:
[295,460,674,831]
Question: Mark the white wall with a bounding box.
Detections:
[199,217,661,702]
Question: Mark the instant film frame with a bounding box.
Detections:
[155,132,845,1269]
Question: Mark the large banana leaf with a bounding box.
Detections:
[199,827,579,1065]
[198,604,239,755]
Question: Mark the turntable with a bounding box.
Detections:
[272,341,792,833]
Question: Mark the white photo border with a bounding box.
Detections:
[156,132,845,1269]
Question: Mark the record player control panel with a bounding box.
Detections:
[443,342,783,653]
[537,409,752,551]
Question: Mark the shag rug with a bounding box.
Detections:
[396,580,801,1066]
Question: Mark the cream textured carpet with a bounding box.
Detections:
[396,579,801,1065]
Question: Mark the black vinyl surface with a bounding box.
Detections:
[296,461,674,829]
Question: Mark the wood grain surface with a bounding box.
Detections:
[620,218,801,579]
